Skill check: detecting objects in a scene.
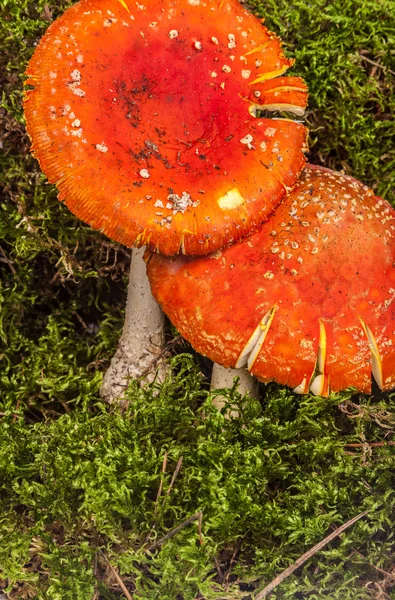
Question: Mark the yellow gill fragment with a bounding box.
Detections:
[244,42,270,56]
[249,64,291,86]
[235,305,277,369]
[359,318,383,389]
[258,85,308,93]
[116,0,130,13]
[176,228,197,255]
[317,320,327,373]
[134,229,147,246]
[309,320,328,396]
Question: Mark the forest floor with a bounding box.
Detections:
[1,0,395,598]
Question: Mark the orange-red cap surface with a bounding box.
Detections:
[24,0,308,256]
[147,165,395,394]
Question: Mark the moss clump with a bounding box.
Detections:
[2,362,395,599]
[1,0,395,598]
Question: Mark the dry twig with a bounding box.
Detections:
[153,451,168,519]
[147,454,184,544]
[344,441,395,448]
[166,456,183,498]
[359,52,395,76]
[101,552,133,600]
[146,511,203,552]
[225,538,243,588]
[254,510,369,599]
[0,245,19,280]
[0,412,21,418]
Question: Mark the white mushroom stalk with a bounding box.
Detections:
[211,364,259,415]
[100,248,260,404]
[100,247,166,402]
[100,250,259,404]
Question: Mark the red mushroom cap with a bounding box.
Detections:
[147,165,395,394]
[24,0,308,256]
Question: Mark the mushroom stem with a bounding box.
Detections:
[210,364,259,415]
[100,246,166,402]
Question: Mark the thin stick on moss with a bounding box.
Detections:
[147,455,184,543]
[254,510,369,599]
[146,511,203,552]
[100,552,133,600]
[352,552,395,579]
[197,511,203,546]
[0,245,18,279]
[344,441,395,448]
[156,456,183,521]
[153,451,168,520]
[359,52,395,76]
[145,452,168,543]
[0,412,21,418]
[225,538,243,587]
[166,456,183,498]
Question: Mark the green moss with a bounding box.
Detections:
[1,368,395,598]
[250,0,395,202]
[1,0,395,598]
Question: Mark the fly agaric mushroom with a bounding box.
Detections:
[147,165,395,396]
[24,0,308,255]
[23,0,308,400]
